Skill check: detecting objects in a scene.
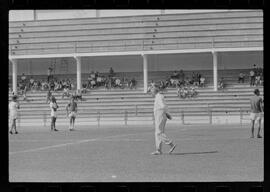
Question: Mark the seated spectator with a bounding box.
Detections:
[29,76,34,88]
[255,75,261,87]
[165,78,171,87]
[74,89,83,101]
[33,81,39,91]
[129,78,136,89]
[188,85,198,97]
[177,86,188,99]
[200,76,205,87]
[171,71,179,79]
[249,69,255,87]
[82,83,87,93]
[148,80,156,92]
[96,76,102,87]
[115,78,122,88]
[159,80,166,91]
[21,73,27,83]
[238,73,245,83]
[90,79,96,89]
[218,77,225,89]
[62,87,71,99]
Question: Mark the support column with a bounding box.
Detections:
[212,51,218,91]
[11,59,18,94]
[142,54,148,93]
[74,56,82,90]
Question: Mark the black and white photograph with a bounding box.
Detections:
[8,9,263,182]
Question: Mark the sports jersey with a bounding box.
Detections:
[9,101,19,119]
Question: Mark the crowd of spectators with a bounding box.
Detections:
[238,65,263,87]
[84,68,137,90]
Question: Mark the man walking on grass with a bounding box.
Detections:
[250,89,263,138]
[151,87,176,155]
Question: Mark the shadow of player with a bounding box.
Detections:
[168,150,218,156]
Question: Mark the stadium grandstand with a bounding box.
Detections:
[9,9,263,127]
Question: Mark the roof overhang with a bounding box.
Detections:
[9,47,263,60]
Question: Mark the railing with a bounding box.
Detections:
[14,106,260,128]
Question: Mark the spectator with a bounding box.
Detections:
[255,75,261,87]
[46,90,52,103]
[22,84,27,100]
[200,76,205,87]
[189,85,198,97]
[74,89,83,101]
[115,77,122,88]
[47,67,53,82]
[29,76,34,88]
[129,78,136,89]
[96,76,102,87]
[171,71,179,79]
[196,73,201,84]
[21,73,27,83]
[62,87,71,99]
[238,72,245,83]
[148,80,156,92]
[250,69,255,87]
[218,77,225,89]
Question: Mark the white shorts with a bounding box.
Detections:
[250,112,262,121]
[69,111,77,118]
[10,112,17,120]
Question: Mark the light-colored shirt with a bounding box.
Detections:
[154,93,168,114]
[9,101,19,114]
[250,95,263,113]
[50,102,58,117]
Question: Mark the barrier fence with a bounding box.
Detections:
[13,105,261,128]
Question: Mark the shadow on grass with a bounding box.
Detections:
[168,150,218,155]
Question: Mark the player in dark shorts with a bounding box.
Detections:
[66,96,78,131]
[250,89,263,138]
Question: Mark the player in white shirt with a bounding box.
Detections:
[49,96,59,131]
[151,87,176,155]
[9,95,20,134]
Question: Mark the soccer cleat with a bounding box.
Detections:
[9,131,13,134]
[69,128,74,131]
[151,151,162,155]
[15,131,18,134]
[54,129,58,131]
[257,135,262,138]
[169,144,176,154]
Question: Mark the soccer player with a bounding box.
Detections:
[9,95,20,134]
[250,89,263,138]
[151,87,176,155]
[49,96,58,131]
[66,96,78,131]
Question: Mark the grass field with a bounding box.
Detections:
[9,124,263,182]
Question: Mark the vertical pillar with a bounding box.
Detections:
[212,51,218,91]
[74,56,81,90]
[96,10,100,17]
[142,54,148,93]
[11,59,18,94]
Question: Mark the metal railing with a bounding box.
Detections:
[14,106,259,128]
